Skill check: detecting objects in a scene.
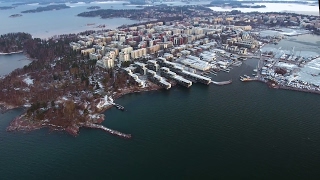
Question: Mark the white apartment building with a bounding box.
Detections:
[131,48,147,59]
[119,52,130,62]
[96,56,114,69]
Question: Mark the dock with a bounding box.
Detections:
[211,80,232,85]
[221,69,230,73]
[114,104,125,111]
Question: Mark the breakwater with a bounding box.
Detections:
[85,123,132,139]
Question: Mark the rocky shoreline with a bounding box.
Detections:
[5,82,163,137]
[0,102,18,114]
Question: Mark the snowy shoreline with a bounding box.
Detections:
[0,51,23,55]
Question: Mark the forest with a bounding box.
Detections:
[0,31,137,132]
[0,33,32,53]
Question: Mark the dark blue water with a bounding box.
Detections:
[1,58,320,179]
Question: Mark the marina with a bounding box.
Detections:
[233,61,243,67]
[221,68,230,73]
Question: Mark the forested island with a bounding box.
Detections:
[87,6,101,10]
[77,5,213,19]
[21,4,70,13]
[9,14,23,18]
[0,33,32,54]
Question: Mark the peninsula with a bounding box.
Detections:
[21,4,70,13]
[1,4,319,138]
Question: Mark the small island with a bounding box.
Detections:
[87,6,101,10]
[9,14,23,18]
[0,6,15,10]
[21,4,70,13]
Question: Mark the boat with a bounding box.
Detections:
[114,104,125,111]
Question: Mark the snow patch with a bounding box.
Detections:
[275,62,297,70]
[24,103,31,107]
[96,95,114,109]
[79,110,84,115]
[23,76,34,86]
[88,113,103,120]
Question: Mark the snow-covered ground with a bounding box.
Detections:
[275,62,297,70]
[209,3,320,16]
[293,58,320,86]
[96,95,114,110]
[23,76,34,86]
[259,28,310,38]
[261,47,319,59]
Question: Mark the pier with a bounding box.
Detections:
[157,58,211,85]
[160,67,192,88]
[85,123,132,139]
[211,80,232,85]
[147,70,172,89]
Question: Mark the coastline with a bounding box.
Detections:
[5,82,164,137]
[0,102,19,114]
[278,85,320,95]
[1,4,319,138]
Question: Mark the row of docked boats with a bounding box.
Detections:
[232,61,243,67]
[240,75,256,82]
